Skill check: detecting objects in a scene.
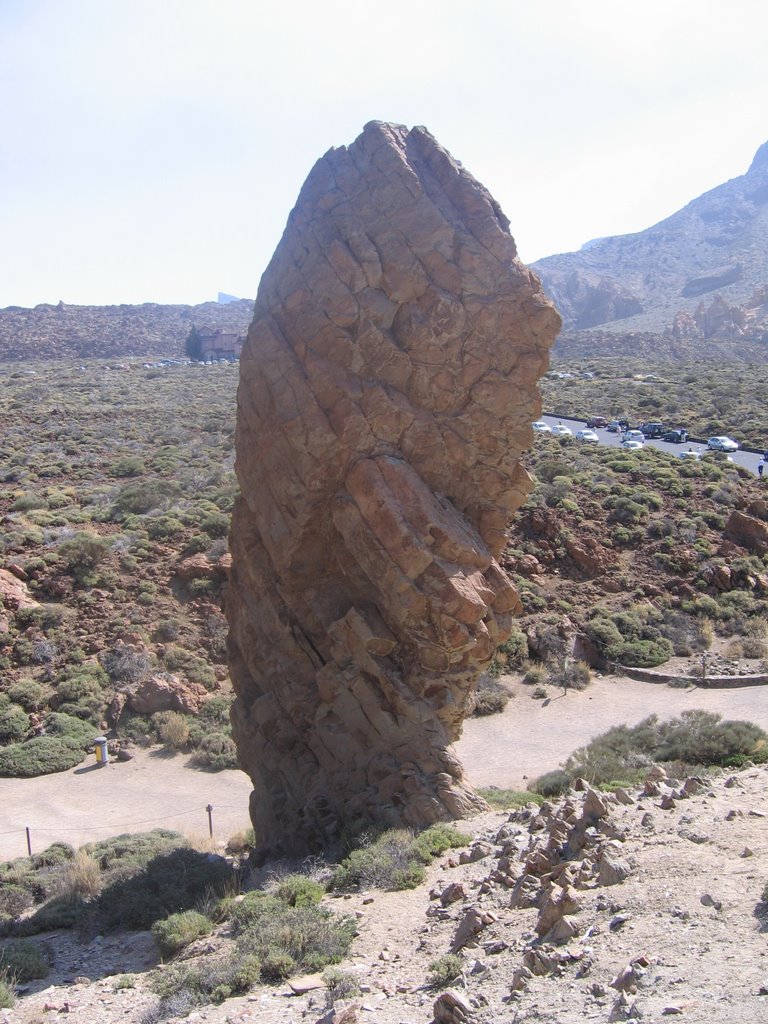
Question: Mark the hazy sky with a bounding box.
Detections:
[2,0,766,308]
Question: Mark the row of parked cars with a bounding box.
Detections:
[532,417,741,454]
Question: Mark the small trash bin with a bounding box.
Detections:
[94,736,109,766]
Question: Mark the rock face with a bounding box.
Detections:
[227,121,560,856]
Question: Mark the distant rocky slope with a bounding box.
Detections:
[535,140,768,353]
[0,298,253,361]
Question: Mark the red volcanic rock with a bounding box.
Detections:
[127,673,210,715]
[227,122,560,857]
[724,509,768,555]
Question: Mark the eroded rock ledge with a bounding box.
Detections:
[227,121,560,856]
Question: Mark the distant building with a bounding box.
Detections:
[198,328,245,361]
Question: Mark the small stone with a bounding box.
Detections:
[640,813,655,828]
[741,847,754,858]
[609,913,631,931]
[700,893,722,911]
[614,788,634,805]
[288,974,326,994]
[662,1008,684,1016]
[459,841,494,864]
[510,966,533,992]
[439,882,466,906]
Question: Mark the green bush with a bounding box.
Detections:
[0,884,34,920]
[188,732,238,770]
[605,637,674,667]
[531,768,572,797]
[0,735,87,777]
[331,824,467,892]
[0,939,49,980]
[411,823,470,863]
[537,711,768,792]
[427,953,463,988]
[5,680,48,712]
[0,699,30,744]
[57,532,111,582]
[235,902,356,978]
[97,846,235,930]
[86,829,188,872]
[151,910,213,958]
[0,971,13,1009]
[275,875,326,908]
[476,787,545,809]
[108,456,145,478]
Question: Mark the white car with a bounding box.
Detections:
[678,449,701,460]
[707,436,739,452]
[532,420,552,433]
[622,430,645,444]
[575,428,599,442]
[621,439,644,450]
[550,423,573,437]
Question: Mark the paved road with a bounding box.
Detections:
[540,415,765,475]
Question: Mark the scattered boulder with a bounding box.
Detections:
[433,989,474,1023]
[126,673,210,715]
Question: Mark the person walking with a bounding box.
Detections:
[759,459,765,479]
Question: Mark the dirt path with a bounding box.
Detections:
[2,674,767,861]
[456,673,768,789]
[0,749,254,861]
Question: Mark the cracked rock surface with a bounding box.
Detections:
[227,121,560,856]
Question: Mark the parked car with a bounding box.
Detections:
[640,422,665,438]
[621,440,644,450]
[662,428,688,443]
[606,419,629,433]
[551,423,573,437]
[576,428,600,442]
[532,420,552,433]
[678,449,701,460]
[622,429,645,444]
[586,416,608,428]
[707,436,739,452]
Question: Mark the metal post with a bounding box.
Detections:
[206,804,213,838]
[26,827,32,856]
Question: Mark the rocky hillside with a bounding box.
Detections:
[0,299,253,361]
[534,140,768,351]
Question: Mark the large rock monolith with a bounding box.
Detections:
[227,121,560,857]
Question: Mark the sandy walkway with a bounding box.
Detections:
[1,674,767,861]
[456,673,768,788]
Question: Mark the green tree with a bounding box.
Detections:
[185,325,204,361]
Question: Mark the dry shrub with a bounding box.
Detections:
[153,711,190,749]
[741,637,767,660]
[58,851,102,901]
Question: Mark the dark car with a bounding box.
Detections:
[586,415,608,428]
[606,419,629,432]
[640,422,665,438]
[662,428,688,443]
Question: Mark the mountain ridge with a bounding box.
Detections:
[533,138,768,348]
[0,298,254,361]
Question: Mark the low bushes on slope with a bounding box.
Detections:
[531,710,768,795]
